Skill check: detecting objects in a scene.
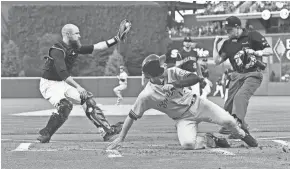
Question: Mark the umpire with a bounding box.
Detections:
[213,16,273,137]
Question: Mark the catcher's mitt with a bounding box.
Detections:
[116,19,132,42]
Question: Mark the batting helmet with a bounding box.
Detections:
[142,54,164,78]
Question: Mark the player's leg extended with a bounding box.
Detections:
[176,119,204,150]
[64,86,123,141]
[113,85,127,105]
[176,119,230,149]
[81,95,123,141]
[220,73,243,134]
[213,87,219,96]
[232,74,262,129]
[196,98,258,147]
[38,80,73,143]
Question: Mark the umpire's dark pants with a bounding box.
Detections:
[224,71,263,127]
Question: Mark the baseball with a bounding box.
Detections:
[125,22,131,27]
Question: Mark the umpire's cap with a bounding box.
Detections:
[142,54,164,78]
[225,16,241,28]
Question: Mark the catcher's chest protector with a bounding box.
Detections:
[44,42,79,72]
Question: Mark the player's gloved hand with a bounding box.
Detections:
[107,137,123,150]
[116,19,132,42]
[77,86,88,100]
[162,84,175,93]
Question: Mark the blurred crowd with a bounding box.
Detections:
[168,1,290,38]
[168,22,227,37]
[247,1,290,13]
[200,1,290,15]
[200,1,243,15]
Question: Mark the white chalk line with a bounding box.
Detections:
[10,142,123,158]
[12,143,32,151]
[272,140,290,146]
[210,148,235,156]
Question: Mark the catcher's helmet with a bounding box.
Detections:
[142,54,164,78]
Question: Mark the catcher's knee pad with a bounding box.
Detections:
[57,98,73,122]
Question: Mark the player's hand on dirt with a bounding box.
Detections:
[162,84,175,92]
[77,86,88,100]
[107,137,123,150]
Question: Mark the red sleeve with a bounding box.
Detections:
[50,49,70,80]
[78,45,94,54]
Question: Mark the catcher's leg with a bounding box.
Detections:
[37,98,73,143]
[81,94,123,141]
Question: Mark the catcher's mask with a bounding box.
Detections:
[142,54,164,78]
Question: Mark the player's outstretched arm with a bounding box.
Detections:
[106,115,134,150]
[93,19,131,52]
[107,91,149,150]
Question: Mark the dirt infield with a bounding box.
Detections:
[1,97,290,169]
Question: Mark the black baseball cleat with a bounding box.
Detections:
[103,122,123,142]
[37,129,51,143]
[37,135,51,143]
[241,133,258,147]
[205,133,231,148]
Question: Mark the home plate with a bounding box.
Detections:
[105,150,123,158]
[12,104,164,116]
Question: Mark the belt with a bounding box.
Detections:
[172,95,197,121]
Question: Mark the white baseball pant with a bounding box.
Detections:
[175,96,245,149]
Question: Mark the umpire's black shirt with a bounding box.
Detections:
[42,41,94,81]
[219,29,270,73]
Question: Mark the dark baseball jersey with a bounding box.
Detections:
[201,64,209,78]
[219,29,270,73]
[176,46,202,73]
[42,41,94,81]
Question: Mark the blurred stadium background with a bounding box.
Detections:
[1,1,290,96]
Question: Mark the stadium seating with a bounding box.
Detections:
[168,1,290,37]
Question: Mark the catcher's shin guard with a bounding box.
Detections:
[84,97,112,133]
[37,99,73,143]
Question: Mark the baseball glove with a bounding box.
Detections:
[116,19,132,42]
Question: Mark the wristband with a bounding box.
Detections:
[106,36,119,48]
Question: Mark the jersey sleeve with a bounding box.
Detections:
[50,49,70,80]
[129,91,150,120]
[249,31,271,50]
[218,40,229,60]
[173,67,192,81]
[78,45,94,54]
